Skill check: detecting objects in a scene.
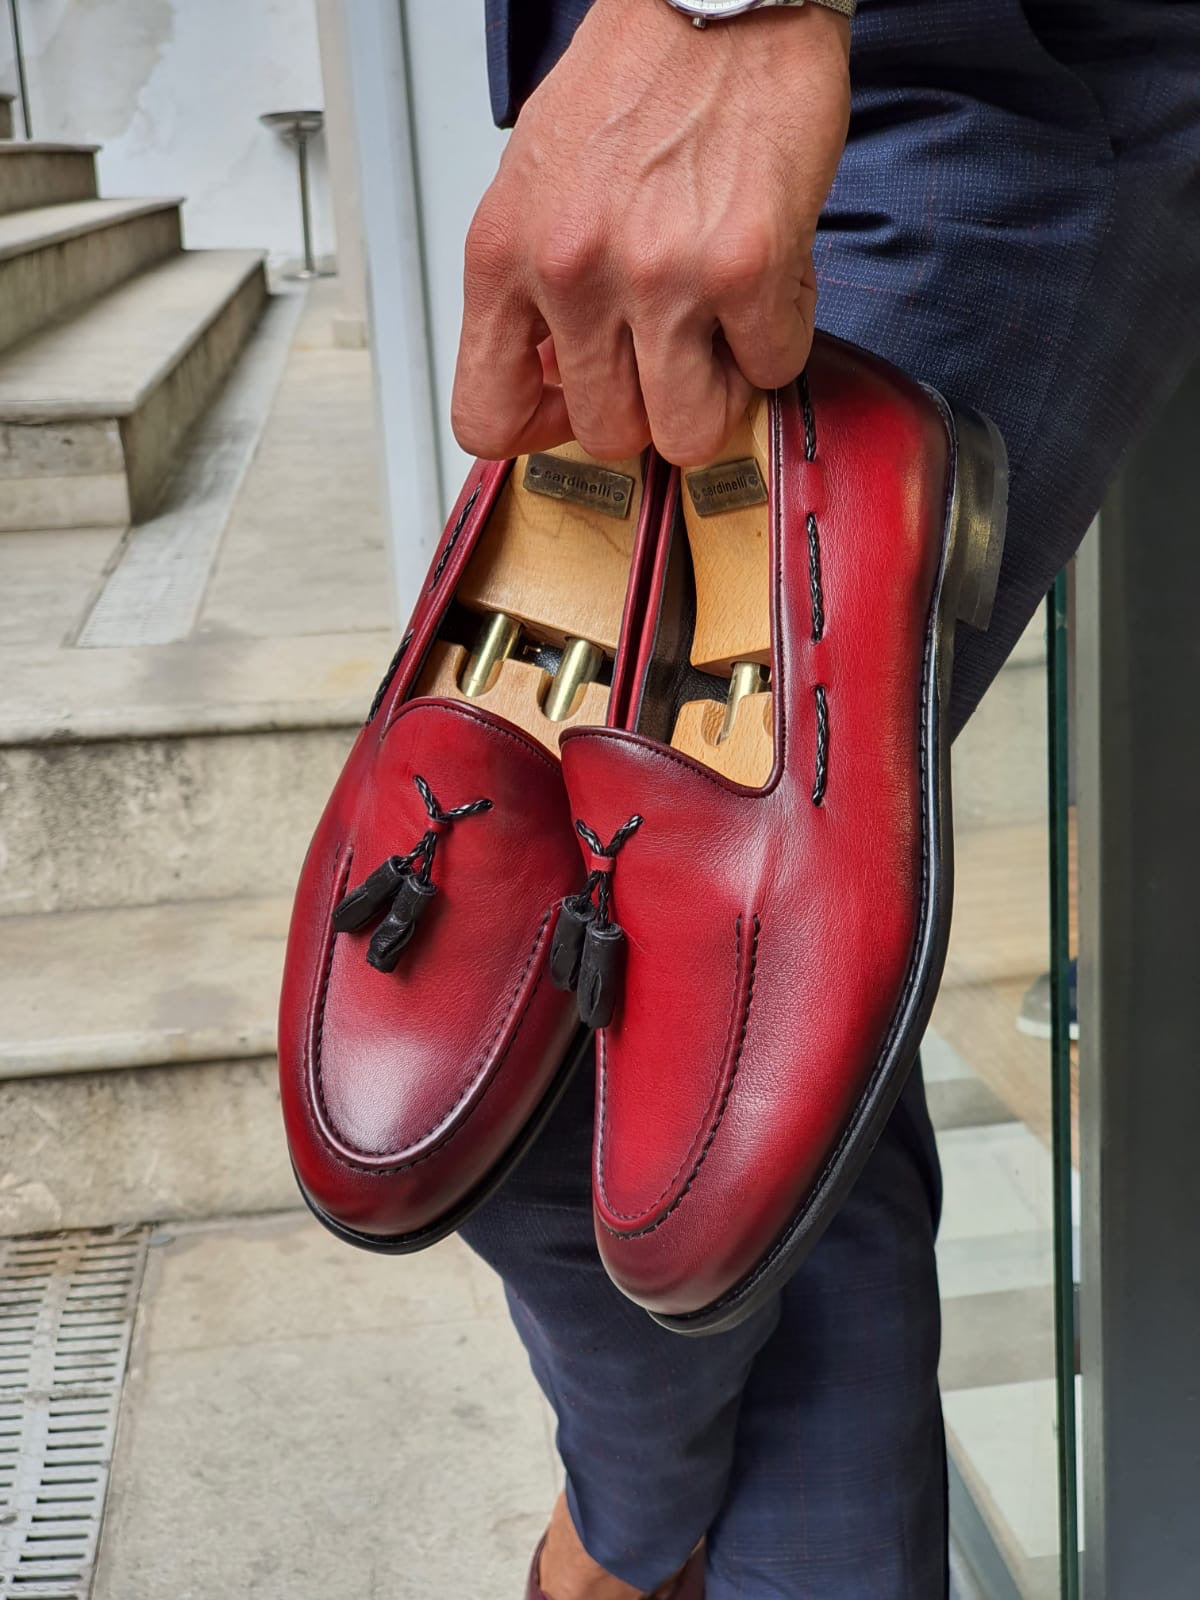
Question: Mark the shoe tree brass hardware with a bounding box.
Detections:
[459,612,522,698]
[543,637,604,723]
[672,393,775,785]
[720,662,769,744]
[413,443,643,755]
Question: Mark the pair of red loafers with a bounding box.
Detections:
[278,333,1007,1335]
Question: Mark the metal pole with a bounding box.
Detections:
[7,0,32,139]
[295,128,317,278]
[1076,357,1200,1596]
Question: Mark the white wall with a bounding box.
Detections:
[0,0,335,269]
[403,3,507,500]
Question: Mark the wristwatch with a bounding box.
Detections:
[664,0,856,25]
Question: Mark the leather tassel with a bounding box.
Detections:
[577,920,627,1030]
[550,898,596,992]
[366,874,437,971]
[332,856,409,933]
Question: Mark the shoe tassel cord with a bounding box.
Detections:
[331,774,493,971]
[550,814,643,1029]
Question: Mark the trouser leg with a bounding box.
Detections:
[460,1060,781,1592]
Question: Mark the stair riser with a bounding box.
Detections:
[0,727,354,916]
[0,1057,296,1233]
[0,148,98,216]
[0,416,132,529]
[0,205,181,354]
[124,259,267,520]
[0,261,268,530]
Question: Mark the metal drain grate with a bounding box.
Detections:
[0,1229,147,1600]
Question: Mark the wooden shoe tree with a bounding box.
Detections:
[671,395,775,785]
[415,444,644,754]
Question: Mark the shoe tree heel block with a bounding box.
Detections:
[415,444,645,754]
[671,395,775,786]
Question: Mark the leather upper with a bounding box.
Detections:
[560,336,952,1315]
[279,453,670,1242]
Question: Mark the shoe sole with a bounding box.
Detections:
[295,1025,593,1254]
[651,399,1009,1336]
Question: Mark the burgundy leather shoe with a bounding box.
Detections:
[559,335,1008,1332]
[279,444,670,1251]
[526,1539,705,1599]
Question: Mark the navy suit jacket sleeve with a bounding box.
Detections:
[485,0,597,126]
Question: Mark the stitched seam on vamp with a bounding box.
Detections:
[597,913,760,1237]
[691,409,947,1312]
[596,912,744,1218]
[312,907,553,1173]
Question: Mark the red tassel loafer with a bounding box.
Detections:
[279,443,670,1251]
[558,334,1008,1333]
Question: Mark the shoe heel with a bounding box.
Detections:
[946,405,1009,631]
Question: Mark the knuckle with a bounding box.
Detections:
[532,223,602,293]
[464,207,515,280]
[709,226,778,296]
[623,240,678,304]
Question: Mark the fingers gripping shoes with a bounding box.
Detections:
[279,445,670,1251]
[559,334,1008,1333]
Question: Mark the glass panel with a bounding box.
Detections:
[1046,572,1081,1600]
[930,583,1078,1598]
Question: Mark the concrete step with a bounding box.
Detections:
[0,1056,295,1233]
[0,894,288,1079]
[0,141,98,216]
[0,893,296,1232]
[0,248,268,528]
[0,196,182,354]
[0,716,358,917]
[0,610,383,915]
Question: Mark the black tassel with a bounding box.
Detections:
[550,897,596,992]
[332,856,408,933]
[577,920,627,1030]
[366,873,438,972]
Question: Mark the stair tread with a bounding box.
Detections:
[0,194,180,262]
[0,141,100,156]
[0,247,265,418]
[0,894,291,1078]
[0,626,389,744]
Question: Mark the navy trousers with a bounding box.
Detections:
[464,2,1200,1592]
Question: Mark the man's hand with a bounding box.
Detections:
[452,0,850,467]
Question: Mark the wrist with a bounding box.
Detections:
[658,0,854,35]
[583,0,850,64]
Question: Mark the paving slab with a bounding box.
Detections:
[0,525,121,649]
[92,1215,556,1600]
[198,276,392,642]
